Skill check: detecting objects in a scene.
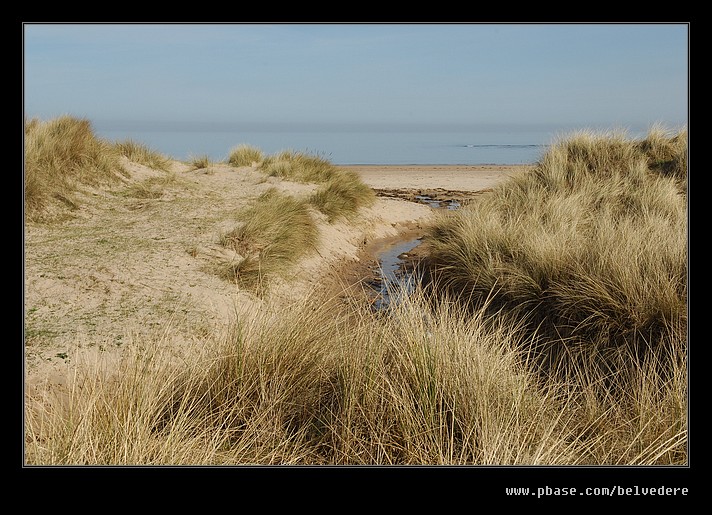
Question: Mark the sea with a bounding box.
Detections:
[92,123,571,166]
[92,122,650,166]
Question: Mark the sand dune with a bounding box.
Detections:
[24,161,524,387]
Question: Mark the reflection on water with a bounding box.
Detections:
[370,192,465,310]
[370,238,422,311]
[415,195,461,210]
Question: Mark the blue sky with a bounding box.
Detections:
[23,23,688,132]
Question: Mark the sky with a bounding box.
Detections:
[23,23,688,133]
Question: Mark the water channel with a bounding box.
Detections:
[369,194,461,310]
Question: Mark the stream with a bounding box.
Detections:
[369,237,423,311]
[414,196,461,210]
[368,194,460,310]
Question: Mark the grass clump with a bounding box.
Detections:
[259,150,339,184]
[634,124,687,188]
[309,170,376,222]
[227,144,264,167]
[24,115,125,221]
[219,188,318,289]
[188,154,212,170]
[426,127,687,382]
[258,149,375,222]
[114,139,172,171]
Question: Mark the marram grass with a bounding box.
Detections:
[188,154,212,170]
[24,126,687,466]
[24,282,687,465]
[24,115,126,221]
[258,148,376,221]
[227,144,264,167]
[426,127,687,380]
[259,150,339,184]
[309,170,376,222]
[114,139,172,171]
[219,188,319,290]
[216,148,377,290]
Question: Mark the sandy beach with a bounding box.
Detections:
[344,164,529,192]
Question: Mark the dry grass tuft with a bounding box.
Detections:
[218,188,318,290]
[259,150,339,184]
[24,115,126,221]
[188,154,212,171]
[309,170,376,222]
[114,139,172,171]
[227,144,264,167]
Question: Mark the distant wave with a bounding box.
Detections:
[460,144,547,148]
